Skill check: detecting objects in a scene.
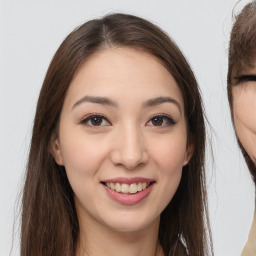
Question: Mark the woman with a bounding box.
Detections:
[21,13,212,256]
[227,1,256,255]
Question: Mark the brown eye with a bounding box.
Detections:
[80,115,111,127]
[147,115,176,127]
[91,116,103,126]
[151,116,164,126]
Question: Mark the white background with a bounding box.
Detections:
[0,0,255,255]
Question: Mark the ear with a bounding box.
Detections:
[183,136,194,166]
[51,135,64,166]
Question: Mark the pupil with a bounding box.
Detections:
[91,117,102,126]
[152,116,163,126]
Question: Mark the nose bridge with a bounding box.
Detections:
[111,122,148,169]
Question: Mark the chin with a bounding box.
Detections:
[101,213,160,233]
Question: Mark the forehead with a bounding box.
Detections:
[64,47,184,112]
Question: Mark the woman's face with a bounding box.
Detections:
[52,47,193,233]
[232,64,256,165]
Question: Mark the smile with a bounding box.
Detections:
[101,177,155,205]
[105,182,150,194]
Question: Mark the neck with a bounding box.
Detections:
[247,207,256,247]
[241,204,256,256]
[76,215,163,256]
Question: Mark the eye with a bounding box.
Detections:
[234,75,256,84]
[147,115,176,127]
[80,114,111,127]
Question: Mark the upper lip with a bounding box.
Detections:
[101,177,155,185]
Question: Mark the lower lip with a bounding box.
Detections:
[103,184,154,205]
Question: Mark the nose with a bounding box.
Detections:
[110,125,149,169]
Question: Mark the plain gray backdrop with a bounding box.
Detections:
[0,0,255,255]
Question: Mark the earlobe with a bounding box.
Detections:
[51,137,64,166]
[183,141,194,166]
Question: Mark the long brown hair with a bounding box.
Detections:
[227,1,256,185]
[21,13,212,256]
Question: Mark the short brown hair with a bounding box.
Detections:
[227,1,256,184]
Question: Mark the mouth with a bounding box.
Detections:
[102,181,154,194]
[101,178,155,205]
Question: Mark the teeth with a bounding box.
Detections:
[115,183,121,192]
[106,182,150,194]
[137,182,142,192]
[129,183,137,194]
[110,183,115,190]
[121,184,129,193]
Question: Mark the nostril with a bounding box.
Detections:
[109,135,149,168]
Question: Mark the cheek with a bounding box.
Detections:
[233,88,256,133]
[150,134,186,210]
[59,125,109,179]
[149,132,188,174]
[233,89,256,164]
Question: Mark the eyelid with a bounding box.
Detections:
[79,113,111,126]
[234,75,256,84]
[79,113,176,127]
[146,114,177,126]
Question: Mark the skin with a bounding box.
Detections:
[233,72,256,165]
[232,64,256,256]
[52,47,193,256]
[242,210,256,256]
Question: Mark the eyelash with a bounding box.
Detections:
[80,114,111,127]
[79,114,177,127]
[234,75,256,83]
[146,114,177,127]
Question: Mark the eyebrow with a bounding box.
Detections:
[234,74,256,85]
[72,95,181,113]
[72,96,117,109]
[142,96,182,113]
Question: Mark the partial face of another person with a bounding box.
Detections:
[232,63,256,165]
[52,47,193,233]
